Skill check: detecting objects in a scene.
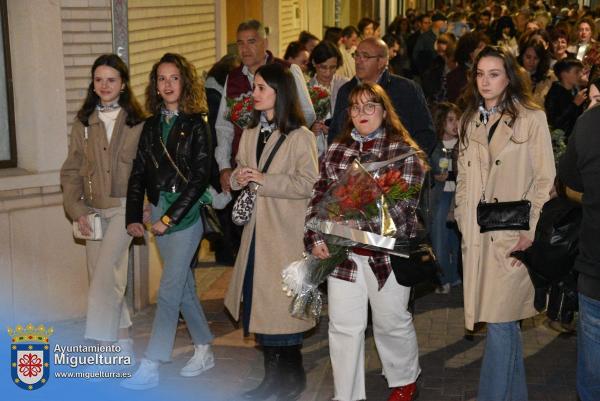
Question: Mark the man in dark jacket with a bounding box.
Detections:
[327,37,435,155]
[559,105,600,401]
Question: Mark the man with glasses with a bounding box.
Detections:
[328,37,435,155]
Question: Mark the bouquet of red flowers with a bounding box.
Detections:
[308,85,331,121]
[225,92,254,129]
[282,151,423,320]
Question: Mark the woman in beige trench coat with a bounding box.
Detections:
[454,46,555,401]
[224,63,319,401]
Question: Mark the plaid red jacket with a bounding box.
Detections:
[304,135,428,289]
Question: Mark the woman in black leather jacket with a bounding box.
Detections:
[121,53,215,390]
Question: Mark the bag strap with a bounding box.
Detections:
[83,126,94,201]
[159,136,189,185]
[260,133,287,173]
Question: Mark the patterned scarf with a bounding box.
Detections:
[96,101,121,112]
[478,102,503,125]
[350,126,384,152]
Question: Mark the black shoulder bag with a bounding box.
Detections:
[475,117,532,233]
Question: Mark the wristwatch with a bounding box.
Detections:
[160,215,173,227]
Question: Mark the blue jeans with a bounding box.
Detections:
[431,191,460,285]
[478,321,528,401]
[578,293,600,401]
[145,203,214,362]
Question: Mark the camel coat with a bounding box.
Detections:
[224,125,319,334]
[454,106,556,330]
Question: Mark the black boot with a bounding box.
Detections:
[242,346,281,400]
[276,345,306,401]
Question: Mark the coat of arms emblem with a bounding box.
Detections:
[8,323,53,390]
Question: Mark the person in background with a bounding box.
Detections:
[299,30,320,54]
[455,46,555,401]
[358,17,377,40]
[224,63,319,401]
[306,41,349,155]
[215,20,315,195]
[421,32,457,104]
[338,25,360,79]
[323,26,343,46]
[447,11,470,39]
[493,16,518,56]
[306,82,427,401]
[284,41,310,74]
[205,54,241,266]
[60,53,145,365]
[476,10,494,39]
[587,77,600,109]
[328,37,435,155]
[446,31,489,104]
[568,17,597,61]
[559,103,600,401]
[412,12,448,79]
[430,102,461,294]
[549,29,574,67]
[518,39,555,107]
[545,58,586,138]
[122,53,215,390]
[406,14,432,71]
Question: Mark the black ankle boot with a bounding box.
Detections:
[276,345,306,401]
[242,346,281,400]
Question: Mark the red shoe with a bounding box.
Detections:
[387,382,418,401]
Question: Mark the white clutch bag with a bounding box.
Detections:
[72,213,103,240]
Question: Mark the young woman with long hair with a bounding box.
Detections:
[61,53,145,358]
[455,46,556,400]
[305,82,428,401]
[122,53,215,389]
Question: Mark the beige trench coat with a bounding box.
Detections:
[224,125,319,334]
[454,106,556,330]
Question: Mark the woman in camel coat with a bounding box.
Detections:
[454,46,555,401]
[224,63,319,401]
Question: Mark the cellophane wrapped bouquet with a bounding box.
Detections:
[308,85,331,121]
[225,92,254,129]
[282,154,422,321]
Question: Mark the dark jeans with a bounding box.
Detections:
[242,232,303,347]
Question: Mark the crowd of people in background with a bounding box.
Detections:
[61,2,600,400]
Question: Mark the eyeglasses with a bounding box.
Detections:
[349,102,382,117]
[352,52,383,61]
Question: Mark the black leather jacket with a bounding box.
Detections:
[126,112,212,227]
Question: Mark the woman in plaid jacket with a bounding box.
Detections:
[304,82,428,401]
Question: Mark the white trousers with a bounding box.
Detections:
[84,202,132,342]
[327,254,421,401]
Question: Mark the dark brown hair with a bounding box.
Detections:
[145,53,207,115]
[459,46,539,147]
[432,102,461,140]
[247,63,305,135]
[336,83,428,165]
[76,54,145,127]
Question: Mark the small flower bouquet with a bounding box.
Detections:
[282,153,422,321]
[308,85,331,121]
[225,92,254,129]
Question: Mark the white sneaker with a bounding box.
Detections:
[179,344,215,377]
[120,358,159,390]
[435,283,451,294]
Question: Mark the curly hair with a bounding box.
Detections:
[76,54,145,127]
[145,53,207,115]
[432,102,461,141]
[459,46,539,148]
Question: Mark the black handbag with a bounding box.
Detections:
[474,128,532,233]
[389,177,441,287]
[476,199,531,233]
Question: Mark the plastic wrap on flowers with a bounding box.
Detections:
[281,245,347,321]
[306,154,422,256]
[284,152,423,321]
